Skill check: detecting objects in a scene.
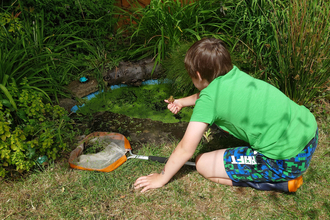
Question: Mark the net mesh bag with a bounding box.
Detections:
[69,132,132,172]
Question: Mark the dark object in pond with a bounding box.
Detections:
[103,58,163,86]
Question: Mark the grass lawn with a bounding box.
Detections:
[1,107,330,219]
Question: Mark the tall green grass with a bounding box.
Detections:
[0,9,88,107]
[227,0,330,105]
[158,0,330,105]
[19,0,118,40]
[268,0,330,105]
[123,0,234,71]
[227,0,286,72]
[0,0,125,107]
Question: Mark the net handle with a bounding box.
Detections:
[127,150,195,167]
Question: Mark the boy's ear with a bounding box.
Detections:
[196,71,203,81]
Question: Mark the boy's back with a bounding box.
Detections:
[191,66,317,159]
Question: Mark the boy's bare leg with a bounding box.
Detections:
[195,149,233,186]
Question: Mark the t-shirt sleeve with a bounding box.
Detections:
[190,92,216,125]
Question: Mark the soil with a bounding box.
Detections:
[73,111,248,152]
[74,111,188,151]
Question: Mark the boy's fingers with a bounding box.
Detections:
[134,174,156,187]
[134,181,145,189]
[134,181,150,192]
[141,186,150,193]
[134,177,146,186]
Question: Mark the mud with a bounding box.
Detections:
[73,111,248,152]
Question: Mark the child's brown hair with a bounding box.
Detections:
[184,38,233,82]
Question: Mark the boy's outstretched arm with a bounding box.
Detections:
[164,92,200,114]
[134,121,208,192]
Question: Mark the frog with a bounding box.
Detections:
[168,96,175,103]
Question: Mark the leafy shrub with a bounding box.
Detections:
[0,80,74,177]
[0,11,23,37]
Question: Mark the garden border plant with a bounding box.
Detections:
[0,79,75,178]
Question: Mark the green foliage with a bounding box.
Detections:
[162,41,197,97]
[222,0,330,105]
[1,1,123,98]
[0,8,89,105]
[0,11,23,37]
[0,80,74,177]
[78,38,125,93]
[124,0,233,70]
[226,0,286,73]
[20,0,117,40]
[267,0,330,105]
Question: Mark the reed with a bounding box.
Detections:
[268,0,330,104]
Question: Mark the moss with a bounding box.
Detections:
[76,84,193,123]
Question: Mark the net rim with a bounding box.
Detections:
[68,132,132,172]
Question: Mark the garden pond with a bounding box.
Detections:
[71,83,248,153]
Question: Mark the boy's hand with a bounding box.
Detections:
[164,99,182,114]
[134,173,166,193]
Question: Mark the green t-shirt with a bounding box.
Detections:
[190,66,317,159]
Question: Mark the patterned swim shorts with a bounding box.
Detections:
[223,129,318,182]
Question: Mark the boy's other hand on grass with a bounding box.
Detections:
[134,173,166,193]
[164,99,182,114]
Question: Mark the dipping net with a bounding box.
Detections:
[69,132,132,172]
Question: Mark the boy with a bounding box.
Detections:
[134,38,318,193]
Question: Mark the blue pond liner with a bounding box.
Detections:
[71,79,171,113]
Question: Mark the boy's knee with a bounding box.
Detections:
[195,154,205,175]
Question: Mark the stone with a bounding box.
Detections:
[58,98,77,112]
[67,78,99,98]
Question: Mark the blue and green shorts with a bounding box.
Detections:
[223,129,318,182]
